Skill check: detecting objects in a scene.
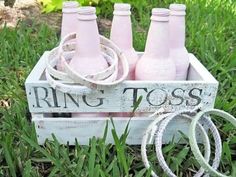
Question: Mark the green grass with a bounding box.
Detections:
[0,0,236,176]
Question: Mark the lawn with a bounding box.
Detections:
[0,0,236,176]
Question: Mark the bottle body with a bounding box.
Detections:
[169,4,189,80]
[135,8,176,81]
[135,55,176,80]
[169,47,189,80]
[110,3,138,80]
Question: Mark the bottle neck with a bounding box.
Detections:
[75,19,101,58]
[145,21,169,59]
[110,15,133,50]
[169,15,185,48]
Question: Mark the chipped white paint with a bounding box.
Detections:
[25,52,218,145]
[33,114,205,145]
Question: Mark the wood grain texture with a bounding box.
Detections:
[33,114,204,145]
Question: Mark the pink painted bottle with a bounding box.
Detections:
[57,1,79,71]
[70,7,108,118]
[69,6,108,76]
[110,3,138,117]
[61,1,79,39]
[110,3,138,80]
[135,8,176,81]
[169,4,189,80]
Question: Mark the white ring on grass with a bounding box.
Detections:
[155,112,222,177]
[189,109,236,177]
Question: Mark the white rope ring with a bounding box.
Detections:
[141,110,210,177]
[141,109,222,177]
[46,44,118,82]
[45,33,129,93]
[59,34,119,81]
[59,34,128,89]
[141,110,211,177]
[155,112,222,177]
[189,109,236,177]
[45,69,94,95]
[141,113,171,177]
[46,47,74,82]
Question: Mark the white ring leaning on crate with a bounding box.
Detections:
[155,111,222,177]
[189,109,236,177]
[141,109,222,177]
[59,34,129,88]
[141,110,210,177]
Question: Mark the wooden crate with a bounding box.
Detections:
[25,52,218,145]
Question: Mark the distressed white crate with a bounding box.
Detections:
[25,52,218,145]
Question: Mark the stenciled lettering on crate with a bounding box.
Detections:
[26,82,218,113]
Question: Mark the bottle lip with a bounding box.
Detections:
[169,4,186,16]
[78,6,96,15]
[77,6,97,20]
[63,1,79,8]
[114,3,131,11]
[151,8,169,21]
[113,3,131,16]
[169,4,186,11]
[152,8,169,16]
[62,1,79,13]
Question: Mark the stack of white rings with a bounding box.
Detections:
[141,108,236,177]
[45,33,129,94]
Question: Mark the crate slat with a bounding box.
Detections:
[33,114,204,145]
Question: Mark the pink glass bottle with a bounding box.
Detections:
[69,6,108,76]
[61,1,79,39]
[71,6,108,118]
[57,1,79,71]
[169,4,189,80]
[110,3,138,117]
[110,3,138,80]
[135,8,176,81]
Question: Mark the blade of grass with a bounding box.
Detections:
[2,142,16,177]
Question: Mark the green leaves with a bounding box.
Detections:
[111,118,131,175]
[132,96,143,113]
[2,140,16,177]
[88,137,97,177]
[39,0,102,13]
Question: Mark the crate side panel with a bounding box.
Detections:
[27,82,218,113]
[188,54,218,83]
[33,116,203,145]
[25,52,48,84]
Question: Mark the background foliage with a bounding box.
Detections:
[0,0,236,176]
[38,0,150,17]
